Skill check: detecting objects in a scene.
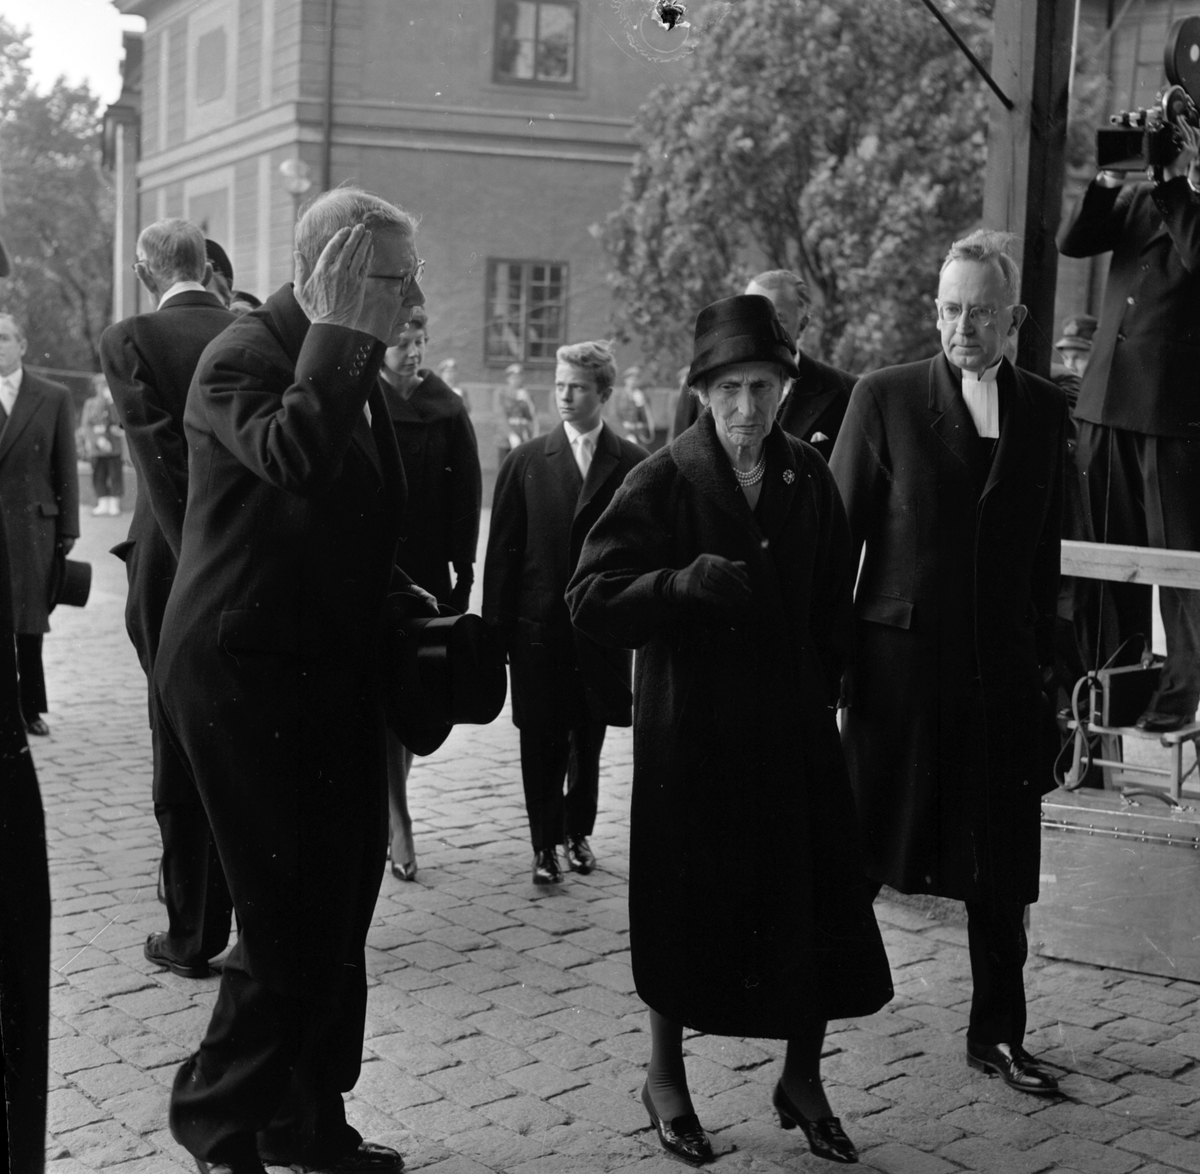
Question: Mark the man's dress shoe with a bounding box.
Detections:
[966,1040,1059,1094]
[264,1141,404,1172]
[1135,710,1190,733]
[194,1159,266,1174]
[144,932,212,979]
[532,848,562,885]
[772,1080,858,1163]
[23,715,49,736]
[565,834,596,874]
[640,1081,714,1166]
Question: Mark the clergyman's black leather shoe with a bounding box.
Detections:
[265,1142,404,1172]
[565,834,596,874]
[23,715,49,737]
[966,1040,1059,1095]
[532,848,562,885]
[144,932,212,979]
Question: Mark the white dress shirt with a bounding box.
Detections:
[960,361,1001,440]
[563,419,602,481]
[158,280,208,308]
[0,366,23,417]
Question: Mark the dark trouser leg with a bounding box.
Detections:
[154,708,233,962]
[519,729,569,851]
[965,899,1028,1048]
[15,634,46,719]
[564,718,606,838]
[1076,421,1154,665]
[1144,433,1200,719]
[92,459,108,498]
[155,800,233,963]
[169,947,362,1164]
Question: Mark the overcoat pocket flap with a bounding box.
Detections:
[38,502,60,517]
[855,592,915,629]
[217,608,298,654]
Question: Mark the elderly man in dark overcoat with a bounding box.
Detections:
[830,229,1066,1096]
[1056,126,1200,731]
[0,311,80,737]
[101,217,236,981]
[745,270,856,462]
[154,188,430,1174]
[483,339,646,884]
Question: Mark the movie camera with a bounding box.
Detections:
[1097,16,1200,181]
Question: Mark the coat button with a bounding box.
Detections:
[1126,296,1135,305]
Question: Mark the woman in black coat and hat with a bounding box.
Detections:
[567,296,892,1166]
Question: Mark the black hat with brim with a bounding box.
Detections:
[47,555,91,613]
[686,294,800,387]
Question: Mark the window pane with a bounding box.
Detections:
[486,260,568,364]
[536,5,575,82]
[496,0,538,80]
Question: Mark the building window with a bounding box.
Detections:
[485,260,569,365]
[494,1,578,87]
[195,28,227,105]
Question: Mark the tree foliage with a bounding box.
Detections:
[0,18,112,373]
[602,0,996,376]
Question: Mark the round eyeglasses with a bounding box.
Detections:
[936,301,1012,327]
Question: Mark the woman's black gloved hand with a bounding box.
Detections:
[664,553,751,611]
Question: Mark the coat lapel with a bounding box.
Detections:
[0,375,43,466]
[575,422,619,519]
[780,352,839,440]
[671,410,756,528]
[546,422,584,496]
[928,354,989,485]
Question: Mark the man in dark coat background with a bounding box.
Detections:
[831,229,1066,1096]
[0,311,80,737]
[483,339,646,885]
[746,270,856,462]
[154,188,431,1174]
[101,217,236,981]
[1056,124,1200,731]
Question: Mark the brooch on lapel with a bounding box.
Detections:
[783,469,795,484]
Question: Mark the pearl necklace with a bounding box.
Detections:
[733,451,766,487]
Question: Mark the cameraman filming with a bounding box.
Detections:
[1057,118,1200,733]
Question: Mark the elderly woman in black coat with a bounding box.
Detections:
[567,296,892,1166]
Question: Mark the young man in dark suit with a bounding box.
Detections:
[0,312,80,736]
[484,340,647,884]
[831,230,1066,1096]
[1057,122,1200,731]
[745,270,856,463]
[101,218,237,982]
[155,188,431,1174]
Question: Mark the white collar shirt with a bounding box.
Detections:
[158,280,209,309]
[563,419,603,480]
[0,366,23,417]
[960,361,1002,440]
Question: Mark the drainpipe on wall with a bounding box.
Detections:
[322,0,336,192]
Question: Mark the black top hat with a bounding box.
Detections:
[686,295,800,387]
[1055,313,1099,352]
[386,610,507,756]
[47,554,91,613]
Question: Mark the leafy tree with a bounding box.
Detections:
[602,0,996,375]
[0,18,112,375]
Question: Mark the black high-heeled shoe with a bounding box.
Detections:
[641,1080,714,1166]
[773,1081,859,1164]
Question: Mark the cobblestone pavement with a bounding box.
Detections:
[29,508,1200,1174]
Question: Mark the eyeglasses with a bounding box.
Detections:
[366,259,425,295]
[936,301,1013,327]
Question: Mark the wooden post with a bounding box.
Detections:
[984,0,1074,377]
